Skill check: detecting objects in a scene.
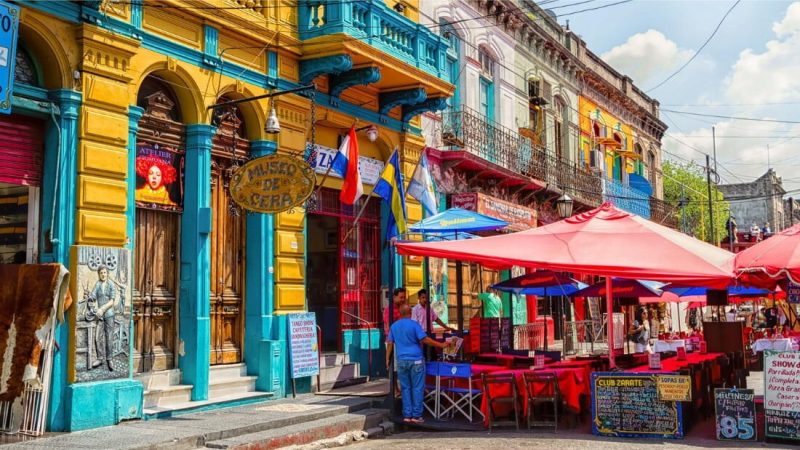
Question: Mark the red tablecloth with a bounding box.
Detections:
[479,367,585,426]
[476,353,553,368]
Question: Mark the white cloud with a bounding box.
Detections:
[725,2,800,103]
[600,30,692,85]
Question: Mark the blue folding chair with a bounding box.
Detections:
[424,362,442,419]
[429,362,483,422]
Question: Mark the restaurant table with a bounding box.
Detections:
[653,339,686,353]
[628,352,724,374]
[475,353,552,368]
[479,367,585,427]
[752,338,794,352]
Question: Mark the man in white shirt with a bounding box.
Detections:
[411,289,454,335]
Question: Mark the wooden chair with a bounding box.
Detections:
[522,371,560,431]
[482,372,520,432]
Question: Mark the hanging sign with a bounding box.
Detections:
[0,1,19,114]
[288,312,320,379]
[765,350,800,441]
[715,388,756,441]
[657,375,692,402]
[230,154,316,214]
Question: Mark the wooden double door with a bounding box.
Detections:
[209,155,245,365]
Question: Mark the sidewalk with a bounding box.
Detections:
[0,395,387,450]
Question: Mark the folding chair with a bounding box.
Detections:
[522,371,560,431]
[436,363,483,423]
[482,372,520,432]
[423,362,442,419]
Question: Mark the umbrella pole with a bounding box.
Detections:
[606,277,615,369]
[456,260,464,333]
[545,296,551,351]
[677,303,682,333]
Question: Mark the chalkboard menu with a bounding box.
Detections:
[591,372,684,439]
[714,389,756,441]
[765,350,800,441]
[473,317,511,353]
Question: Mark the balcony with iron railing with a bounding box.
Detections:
[438,107,603,207]
[298,0,449,80]
[436,107,679,227]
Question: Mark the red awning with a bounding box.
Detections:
[396,202,735,288]
[735,223,800,288]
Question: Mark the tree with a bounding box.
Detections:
[662,160,730,244]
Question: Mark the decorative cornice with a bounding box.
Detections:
[402,97,448,124]
[379,88,427,115]
[299,54,353,85]
[329,66,381,99]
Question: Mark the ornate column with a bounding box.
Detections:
[179,124,215,401]
[126,106,144,251]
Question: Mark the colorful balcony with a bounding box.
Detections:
[298,0,453,110]
[603,177,651,218]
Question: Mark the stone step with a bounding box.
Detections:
[143,391,273,421]
[209,375,258,399]
[203,408,389,450]
[318,376,368,393]
[209,363,247,380]
[143,383,194,408]
[320,353,350,368]
[319,362,360,385]
[135,368,182,388]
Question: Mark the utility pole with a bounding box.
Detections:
[706,154,716,245]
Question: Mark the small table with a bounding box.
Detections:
[752,338,794,352]
[653,339,687,353]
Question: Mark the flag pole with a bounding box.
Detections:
[341,184,378,245]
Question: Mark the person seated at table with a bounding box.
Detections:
[750,222,761,241]
[629,308,653,354]
[412,289,455,335]
[763,222,772,236]
[386,304,451,424]
[764,305,779,329]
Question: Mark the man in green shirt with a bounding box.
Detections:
[478,289,503,318]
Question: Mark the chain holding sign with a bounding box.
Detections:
[229,154,316,214]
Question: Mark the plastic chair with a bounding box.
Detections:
[522,371,560,431]
[482,372,520,432]
[433,363,483,422]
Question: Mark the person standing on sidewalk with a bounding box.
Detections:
[386,304,450,423]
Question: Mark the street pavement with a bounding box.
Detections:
[347,428,789,450]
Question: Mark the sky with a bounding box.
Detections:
[561,0,800,193]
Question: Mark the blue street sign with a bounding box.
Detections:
[0,1,19,115]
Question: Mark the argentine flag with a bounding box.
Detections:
[407,152,438,216]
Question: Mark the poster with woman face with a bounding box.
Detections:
[135,144,184,211]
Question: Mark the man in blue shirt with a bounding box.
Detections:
[386,304,449,423]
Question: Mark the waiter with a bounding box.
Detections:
[411,289,454,359]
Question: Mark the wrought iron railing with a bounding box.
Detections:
[439,107,603,206]
[298,0,449,79]
[650,198,679,228]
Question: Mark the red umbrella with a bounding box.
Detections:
[396,203,734,286]
[395,203,735,367]
[735,223,800,288]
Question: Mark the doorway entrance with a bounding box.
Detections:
[306,189,381,352]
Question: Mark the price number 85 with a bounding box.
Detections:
[719,415,754,440]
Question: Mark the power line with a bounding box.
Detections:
[662,109,800,125]
[646,0,740,92]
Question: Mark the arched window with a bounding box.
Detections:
[648,150,657,185]
[14,46,40,87]
[440,20,461,111]
[553,96,569,161]
[477,46,495,121]
[137,76,181,123]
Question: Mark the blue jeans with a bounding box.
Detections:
[396,359,424,418]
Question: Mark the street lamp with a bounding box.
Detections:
[556,194,574,218]
[264,96,280,134]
